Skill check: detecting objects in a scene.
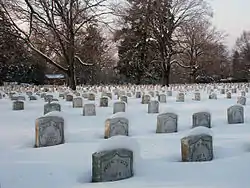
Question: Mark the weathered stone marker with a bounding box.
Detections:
[44,94,53,102]
[192,112,211,128]
[100,97,109,107]
[141,94,150,104]
[176,92,184,102]
[156,113,178,133]
[227,105,244,124]
[83,103,96,116]
[88,93,96,101]
[13,100,24,111]
[237,96,246,106]
[44,102,61,115]
[66,94,73,102]
[73,97,83,108]
[181,127,213,162]
[92,149,133,182]
[148,100,159,113]
[120,95,128,104]
[35,115,65,147]
[113,101,126,114]
[104,114,129,139]
[158,94,166,103]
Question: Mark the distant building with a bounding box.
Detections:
[45,74,65,85]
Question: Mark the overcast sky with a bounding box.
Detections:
[210,0,250,48]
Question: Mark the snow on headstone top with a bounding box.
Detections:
[43,111,64,119]
[194,107,211,114]
[51,101,60,104]
[186,126,213,137]
[85,101,96,105]
[109,112,128,119]
[160,107,177,114]
[96,135,141,163]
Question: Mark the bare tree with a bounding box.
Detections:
[176,19,225,83]
[232,31,250,79]
[148,0,212,86]
[0,0,110,90]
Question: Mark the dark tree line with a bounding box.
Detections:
[0,9,45,85]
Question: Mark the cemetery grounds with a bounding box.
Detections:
[0,84,250,188]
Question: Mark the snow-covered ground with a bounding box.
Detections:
[0,89,250,188]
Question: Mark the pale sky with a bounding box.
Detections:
[210,0,250,48]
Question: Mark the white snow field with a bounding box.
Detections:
[0,86,250,188]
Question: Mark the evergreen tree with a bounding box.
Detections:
[115,0,161,84]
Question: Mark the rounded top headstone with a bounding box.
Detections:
[186,126,213,137]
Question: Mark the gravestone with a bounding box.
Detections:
[237,96,246,106]
[73,97,83,108]
[17,95,26,101]
[29,95,37,101]
[209,93,217,100]
[44,102,61,115]
[141,94,150,104]
[227,105,244,124]
[44,94,53,102]
[66,94,73,102]
[92,149,133,182]
[88,93,95,101]
[194,93,201,101]
[241,91,246,97]
[156,113,178,133]
[83,103,96,116]
[11,95,18,101]
[113,101,126,114]
[26,91,32,96]
[41,93,46,99]
[158,94,166,103]
[220,89,225,94]
[35,115,64,147]
[149,91,154,97]
[181,132,213,162]
[106,92,113,100]
[176,93,184,102]
[232,88,237,93]
[192,112,211,128]
[59,93,64,98]
[226,92,231,99]
[167,90,172,96]
[126,93,132,98]
[82,93,88,99]
[75,92,81,97]
[148,100,159,113]
[100,97,109,107]
[135,91,141,98]
[13,101,24,110]
[104,116,129,139]
[120,95,128,103]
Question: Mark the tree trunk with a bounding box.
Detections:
[68,64,76,90]
[161,65,171,87]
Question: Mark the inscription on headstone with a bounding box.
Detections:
[156,113,178,133]
[181,134,213,162]
[192,112,211,128]
[92,149,133,182]
[104,117,129,139]
[35,116,64,147]
[227,105,244,124]
[83,103,96,116]
[44,102,61,115]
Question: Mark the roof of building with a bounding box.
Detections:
[45,74,65,79]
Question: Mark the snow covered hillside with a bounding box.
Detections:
[0,85,250,188]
